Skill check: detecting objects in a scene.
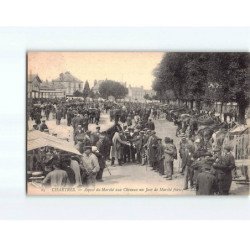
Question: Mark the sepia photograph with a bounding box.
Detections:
[26,52,250,196]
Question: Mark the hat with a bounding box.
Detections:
[124,130,129,133]
[213,147,221,152]
[203,164,212,171]
[195,138,201,143]
[164,137,171,143]
[224,145,232,151]
[96,126,100,129]
[139,131,145,134]
[78,125,82,127]
[83,146,92,151]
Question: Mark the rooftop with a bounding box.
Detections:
[52,71,83,83]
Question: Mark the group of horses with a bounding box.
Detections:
[165,105,237,151]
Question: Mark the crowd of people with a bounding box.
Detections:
[28,98,240,195]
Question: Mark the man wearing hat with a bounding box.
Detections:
[213,145,235,195]
[141,130,149,165]
[146,118,155,131]
[156,138,165,174]
[96,132,111,161]
[71,113,78,131]
[81,146,100,186]
[39,120,48,132]
[66,107,73,126]
[164,137,177,179]
[128,127,136,163]
[147,131,158,170]
[74,125,84,145]
[42,155,69,188]
[196,161,217,195]
[111,131,130,166]
[55,109,62,125]
[91,126,101,146]
[131,131,144,164]
[123,130,131,163]
[82,114,89,132]
[179,134,191,174]
[92,146,105,182]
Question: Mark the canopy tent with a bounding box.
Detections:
[27,130,81,155]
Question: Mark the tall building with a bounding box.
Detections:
[126,85,156,102]
[52,71,83,96]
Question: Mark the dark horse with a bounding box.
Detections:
[98,123,123,160]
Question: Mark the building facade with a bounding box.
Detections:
[39,81,66,98]
[27,74,42,98]
[52,71,83,96]
[126,85,156,102]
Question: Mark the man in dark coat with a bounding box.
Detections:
[96,133,111,161]
[146,118,155,130]
[74,125,84,145]
[91,126,101,146]
[61,157,76,186]
[92,146,106,182]
[147,131,158,169]
[82,114,89,132]
[40,120,48,132]
[45,106,50,120]
[213,145,235,195]
[179,135,191,174]
[56,109,62,125]
[66,108,73,126]
[34,110,42,125]
[196,163,217,195]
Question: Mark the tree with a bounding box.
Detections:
[83,80,91,98]
[99,80,128,99]
[207,53,249,124]
[153,53,189,102]
[89,89,100,99]
[153,52,250,122]
[73,90,83,97]
[144,94,152,100]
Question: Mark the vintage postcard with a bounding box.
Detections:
[26,52,250,195]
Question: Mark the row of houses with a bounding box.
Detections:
[27,71,83,99]
[28,73,155,101]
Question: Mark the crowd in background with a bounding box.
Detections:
[28,98,239,195]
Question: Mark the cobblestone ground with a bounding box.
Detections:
[28,112,249,196]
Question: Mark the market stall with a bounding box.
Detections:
[222,125,249,182]
[27,130,81,186]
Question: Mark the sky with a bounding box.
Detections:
[28,52,164,90]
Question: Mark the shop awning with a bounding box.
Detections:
[27,130,81,155]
